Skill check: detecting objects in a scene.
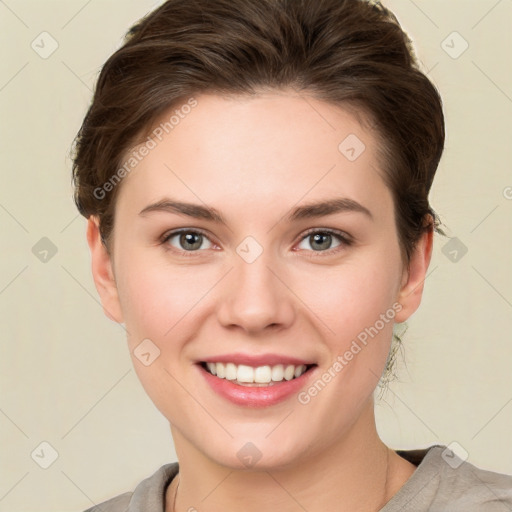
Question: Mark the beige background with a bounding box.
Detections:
[1,0,511,510]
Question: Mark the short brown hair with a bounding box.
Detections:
[71,0,445,265]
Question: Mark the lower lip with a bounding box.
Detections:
[196,363,317,407]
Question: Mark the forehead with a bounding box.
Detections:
[115,91,392,222]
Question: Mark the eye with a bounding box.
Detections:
[161,229,215,253]
[296,229,352,254]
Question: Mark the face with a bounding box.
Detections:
[88,90,431,470]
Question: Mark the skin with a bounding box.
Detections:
[87,90,433,512]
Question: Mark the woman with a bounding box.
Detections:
[71,0,512,510]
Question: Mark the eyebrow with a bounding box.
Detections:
[286,198,373,222]
[139,199,226,223]
[138,197,373,223]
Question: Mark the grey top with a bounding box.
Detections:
[83,444,512,511]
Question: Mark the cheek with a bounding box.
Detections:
[297,254,401,341]
[115,252,218,346]
[115,253,213,414]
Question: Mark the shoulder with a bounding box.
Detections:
[83,492,132,512]
[434,446,512,509]
[82,462,179,512]
[389,444,512,511]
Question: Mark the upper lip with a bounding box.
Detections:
[198,353,316,367]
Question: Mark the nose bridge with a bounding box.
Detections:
[216,247,295,333]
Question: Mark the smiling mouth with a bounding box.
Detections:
[199,361,317,387]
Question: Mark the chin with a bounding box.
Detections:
[197,434,312,472]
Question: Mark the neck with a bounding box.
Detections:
[166,400,415,512]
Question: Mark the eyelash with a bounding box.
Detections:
[159,227,353,258]
[294,228,353,258]
[159,229,212,258]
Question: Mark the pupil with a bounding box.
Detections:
[181,232,202,250]
[311,233,331,251]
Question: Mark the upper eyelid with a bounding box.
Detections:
[300,227,352,241]
[295,228,352,252]
[162,227,351,250]
[162,227,215,243]
[161,228,219,256]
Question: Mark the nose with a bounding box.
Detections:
[216,254,296,335]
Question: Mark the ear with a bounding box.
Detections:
[86,216,124,323]
[394,222,434,323]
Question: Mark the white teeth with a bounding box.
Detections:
[254,365,272,383]
[204,362,309,384]
[225,363,237,380]
[237,364,254,383]
[216,362,226,378]
[284,365,295,381]
[294,365,305,378]
[271,364,284,381]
